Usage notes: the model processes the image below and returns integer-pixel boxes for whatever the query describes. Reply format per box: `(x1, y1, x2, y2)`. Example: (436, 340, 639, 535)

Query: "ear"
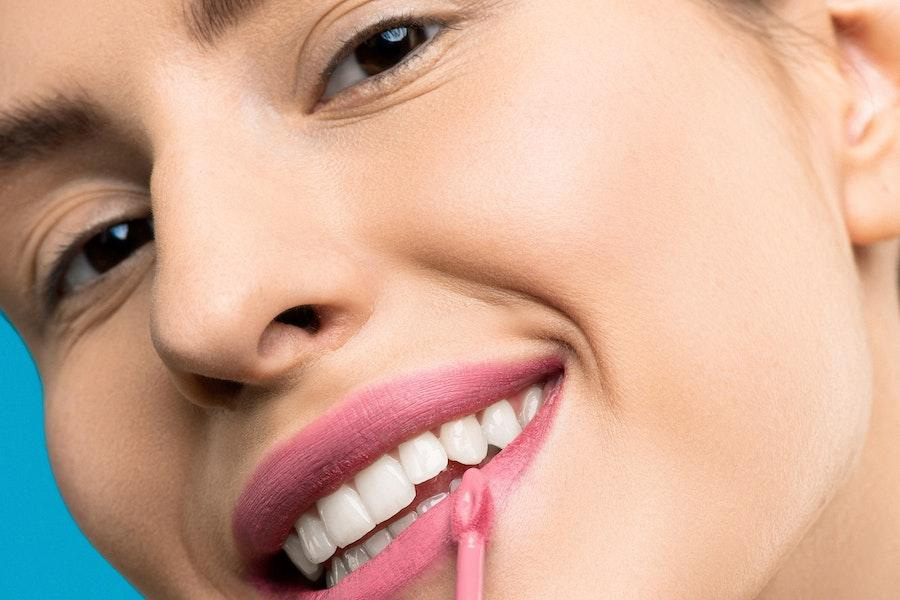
(829, 0, 900, 246)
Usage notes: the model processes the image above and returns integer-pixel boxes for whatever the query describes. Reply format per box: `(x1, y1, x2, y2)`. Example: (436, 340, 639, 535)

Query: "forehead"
(1, 0, 182, 58)
(0, 0, 270, 104)
(1, 2, 170, 105)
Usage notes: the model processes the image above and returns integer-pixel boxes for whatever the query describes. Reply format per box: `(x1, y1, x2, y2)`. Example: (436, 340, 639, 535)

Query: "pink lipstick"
(451, 468, 493, 600)
(234, 353, 567, 599)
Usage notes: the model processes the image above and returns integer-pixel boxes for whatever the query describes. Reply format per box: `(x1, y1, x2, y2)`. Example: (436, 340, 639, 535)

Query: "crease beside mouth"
(262, 375, 557, 591)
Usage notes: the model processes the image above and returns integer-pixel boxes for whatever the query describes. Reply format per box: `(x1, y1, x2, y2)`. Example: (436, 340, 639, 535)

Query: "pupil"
(83, 218, 154, 275)
(355, 24, 427, 77)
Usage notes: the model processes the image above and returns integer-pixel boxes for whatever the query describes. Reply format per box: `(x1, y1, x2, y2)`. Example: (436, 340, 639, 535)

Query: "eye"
(322, 21, 443, 100)
(58, 217, 154, 295)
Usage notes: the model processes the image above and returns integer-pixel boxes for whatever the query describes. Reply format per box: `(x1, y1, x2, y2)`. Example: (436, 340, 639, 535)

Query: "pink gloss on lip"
(452, 468, 494, 600)
(234, 354, 567, 599)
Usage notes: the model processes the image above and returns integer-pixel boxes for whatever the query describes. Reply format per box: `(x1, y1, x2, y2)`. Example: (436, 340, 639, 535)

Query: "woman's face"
(0, 0, 876, 597)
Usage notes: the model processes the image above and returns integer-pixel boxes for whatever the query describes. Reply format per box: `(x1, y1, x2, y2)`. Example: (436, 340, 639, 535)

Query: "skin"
(1, 0, 898, 597)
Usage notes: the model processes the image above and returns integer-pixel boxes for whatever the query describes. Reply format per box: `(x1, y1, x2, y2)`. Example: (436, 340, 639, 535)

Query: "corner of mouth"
(234, 354, 567, 595)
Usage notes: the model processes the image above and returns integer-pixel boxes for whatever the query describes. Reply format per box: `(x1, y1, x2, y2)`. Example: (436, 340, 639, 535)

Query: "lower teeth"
(323, 480, 459, 588)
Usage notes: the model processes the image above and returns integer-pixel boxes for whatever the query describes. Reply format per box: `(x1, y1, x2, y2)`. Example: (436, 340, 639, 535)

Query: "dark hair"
(712, 0, 836, 62)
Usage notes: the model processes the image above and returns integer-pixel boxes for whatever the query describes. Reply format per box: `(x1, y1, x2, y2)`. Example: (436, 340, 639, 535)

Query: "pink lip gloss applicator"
(451, 468, 494, 600)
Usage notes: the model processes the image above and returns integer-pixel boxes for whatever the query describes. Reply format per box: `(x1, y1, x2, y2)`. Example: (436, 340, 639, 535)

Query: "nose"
(147, 118, 375, 408)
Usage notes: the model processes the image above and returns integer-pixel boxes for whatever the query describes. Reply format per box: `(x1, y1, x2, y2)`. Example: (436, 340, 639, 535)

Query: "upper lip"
(232, 353, 565, 565)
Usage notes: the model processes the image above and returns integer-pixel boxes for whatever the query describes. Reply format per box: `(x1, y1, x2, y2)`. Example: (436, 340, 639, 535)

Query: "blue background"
(0, 316, 140, 598)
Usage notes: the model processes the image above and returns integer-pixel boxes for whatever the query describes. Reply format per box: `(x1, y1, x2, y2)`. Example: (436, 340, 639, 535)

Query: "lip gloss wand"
(450, 468, 494, 600)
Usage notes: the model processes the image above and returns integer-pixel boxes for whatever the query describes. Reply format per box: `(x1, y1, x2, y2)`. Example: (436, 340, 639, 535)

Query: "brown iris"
(354, 26, 429, 77)
(81, 219, 154, 277)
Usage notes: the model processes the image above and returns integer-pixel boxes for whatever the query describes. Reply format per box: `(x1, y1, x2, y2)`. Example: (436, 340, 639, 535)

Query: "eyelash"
(45, 228, 98, 308)
(39, 15, 455, 311)
(42, 213, 152, 312)
(315, 11, 458, 105)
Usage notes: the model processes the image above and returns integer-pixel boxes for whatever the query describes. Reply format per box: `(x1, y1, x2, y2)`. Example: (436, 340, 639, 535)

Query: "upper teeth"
(398, 432, 448, 484)
(281, 381, 548, 588)
(439, 415, 488, 465)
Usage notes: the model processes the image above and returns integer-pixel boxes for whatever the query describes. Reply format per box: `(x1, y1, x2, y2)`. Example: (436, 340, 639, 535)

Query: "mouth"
(234, 354, 566, 599)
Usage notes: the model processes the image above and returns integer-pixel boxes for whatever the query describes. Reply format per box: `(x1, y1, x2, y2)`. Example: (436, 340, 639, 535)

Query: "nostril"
(274, 305, 321, 334)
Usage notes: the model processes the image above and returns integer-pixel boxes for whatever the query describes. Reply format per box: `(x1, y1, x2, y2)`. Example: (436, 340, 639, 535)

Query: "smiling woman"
(0, 0, 899, 599)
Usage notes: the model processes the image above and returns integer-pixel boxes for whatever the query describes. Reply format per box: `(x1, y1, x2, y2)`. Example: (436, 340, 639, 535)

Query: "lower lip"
(252, 371, 567, 599)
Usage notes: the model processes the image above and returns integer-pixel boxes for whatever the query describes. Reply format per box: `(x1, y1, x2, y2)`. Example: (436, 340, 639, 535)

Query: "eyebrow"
(183, 0, 266, 46)
(0, 94, 106, 176)
(0, 2, 264, 170)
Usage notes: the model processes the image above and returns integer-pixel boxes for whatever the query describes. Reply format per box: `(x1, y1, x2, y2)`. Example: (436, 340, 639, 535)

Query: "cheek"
(42, 296, 199, 594)
(333, 0, 872, 594)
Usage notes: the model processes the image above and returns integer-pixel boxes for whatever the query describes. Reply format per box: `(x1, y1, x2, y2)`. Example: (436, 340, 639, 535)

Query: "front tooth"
(416, 492, 448, 515)
(439, 415, 488, 465)
(295, 511, 337, 564)
(317, 484, 376, 548)
(398, 432, 448, 484)
(480, 399, 522, 448)
(330, 555, 349, 586)
(387, 511, 416, 537)
(362, 529, 392, 557)
(284, 533, 324, 581)
(343, 545, 370, 572)
(518, 384, 543, 426)
(354, 455, 416, 523)
(449, 477, 462, 492)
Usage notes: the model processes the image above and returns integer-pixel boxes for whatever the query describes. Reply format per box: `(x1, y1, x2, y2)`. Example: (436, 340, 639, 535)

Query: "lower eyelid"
(50, 241, 155, 324)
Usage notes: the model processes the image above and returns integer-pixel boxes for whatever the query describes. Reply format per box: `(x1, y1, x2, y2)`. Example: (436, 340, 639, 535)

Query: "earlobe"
(830, 0, 900, 245)
(843, 148, 900, 246)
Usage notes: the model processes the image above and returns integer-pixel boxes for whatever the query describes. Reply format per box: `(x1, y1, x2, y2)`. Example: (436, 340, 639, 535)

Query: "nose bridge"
(147, 95, 374, 397)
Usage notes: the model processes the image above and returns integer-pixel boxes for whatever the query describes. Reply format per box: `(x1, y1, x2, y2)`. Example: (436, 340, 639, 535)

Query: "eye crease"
(322, 20, 444, 101)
